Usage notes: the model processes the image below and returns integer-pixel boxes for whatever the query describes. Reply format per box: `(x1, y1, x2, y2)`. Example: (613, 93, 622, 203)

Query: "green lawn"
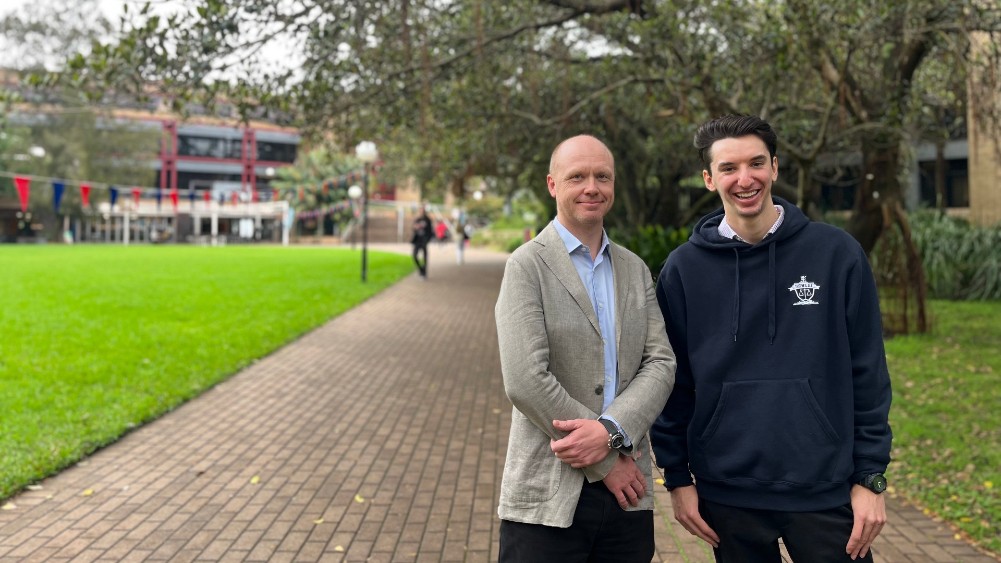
(0, 244, 413, 500)
(885, 300, 1001, 556)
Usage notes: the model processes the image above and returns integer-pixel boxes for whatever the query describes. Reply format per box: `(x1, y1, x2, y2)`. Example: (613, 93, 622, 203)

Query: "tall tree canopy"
(55, 0, 1001, 239)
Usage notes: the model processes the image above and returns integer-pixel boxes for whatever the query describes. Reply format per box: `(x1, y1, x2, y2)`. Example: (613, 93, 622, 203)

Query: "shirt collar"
(718, 204, 784, 243)
(553, 218, 610, 257)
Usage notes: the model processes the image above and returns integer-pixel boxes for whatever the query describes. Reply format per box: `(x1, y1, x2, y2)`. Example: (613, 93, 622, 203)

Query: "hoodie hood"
(687, 197, 810, 343)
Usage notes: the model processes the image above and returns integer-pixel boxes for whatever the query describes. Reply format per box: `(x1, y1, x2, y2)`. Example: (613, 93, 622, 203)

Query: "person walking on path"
(411, 205, 434, 278)
(495, 134, 676, 562)
(651, 114, 893, 562)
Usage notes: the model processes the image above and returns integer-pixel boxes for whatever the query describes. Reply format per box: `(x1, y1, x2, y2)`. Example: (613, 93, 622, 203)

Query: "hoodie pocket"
(698, 378, 843, 485)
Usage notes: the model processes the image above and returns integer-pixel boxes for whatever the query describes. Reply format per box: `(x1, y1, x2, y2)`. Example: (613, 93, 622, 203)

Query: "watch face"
(867, 474, 887, 493)
(610, 434, 624, 449)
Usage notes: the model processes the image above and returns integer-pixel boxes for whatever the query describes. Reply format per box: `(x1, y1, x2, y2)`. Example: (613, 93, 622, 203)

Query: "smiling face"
(547, 135, 615, 238)
(704, 134, 779, 223)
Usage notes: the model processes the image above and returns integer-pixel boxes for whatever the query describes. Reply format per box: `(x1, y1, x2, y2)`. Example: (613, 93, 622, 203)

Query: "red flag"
(132, 188, 141, 208)
(252, 189, 259, 202)
(169, 188, 179, 211)
(203, 190, 212, 203)
(231, 191, 239, 205)
(80, 183, 91, 208)
(14, 176, 30, 212)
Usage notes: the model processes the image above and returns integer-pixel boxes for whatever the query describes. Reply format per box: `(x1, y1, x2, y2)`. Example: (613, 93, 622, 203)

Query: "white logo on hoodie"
(788, 276, 820, 306)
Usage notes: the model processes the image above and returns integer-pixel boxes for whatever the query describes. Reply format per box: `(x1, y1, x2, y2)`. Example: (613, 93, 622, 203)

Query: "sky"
(0, 0, 300, 78)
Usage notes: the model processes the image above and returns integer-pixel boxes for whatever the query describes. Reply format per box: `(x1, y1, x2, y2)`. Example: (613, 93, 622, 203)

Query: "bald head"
(549, 135, 614, 176)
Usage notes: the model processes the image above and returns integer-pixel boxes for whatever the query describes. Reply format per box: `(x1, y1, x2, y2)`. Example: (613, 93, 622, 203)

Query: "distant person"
(435, 220, 448, 245)
(411, 206, 434, 278)
(456, 222, 471, 264)
(495, 134, 676, 562)
(651, 114, 892, 562)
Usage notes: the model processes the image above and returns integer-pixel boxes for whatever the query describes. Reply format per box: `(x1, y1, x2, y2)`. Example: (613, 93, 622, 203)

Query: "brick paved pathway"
(0, 244, 996, 562)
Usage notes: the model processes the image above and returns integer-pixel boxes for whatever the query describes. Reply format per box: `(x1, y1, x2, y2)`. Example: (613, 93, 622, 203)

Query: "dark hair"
(694, 114, 778, 171)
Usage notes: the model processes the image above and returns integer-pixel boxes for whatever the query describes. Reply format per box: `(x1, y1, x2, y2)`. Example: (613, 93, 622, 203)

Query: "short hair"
(694, 114, 778, 171)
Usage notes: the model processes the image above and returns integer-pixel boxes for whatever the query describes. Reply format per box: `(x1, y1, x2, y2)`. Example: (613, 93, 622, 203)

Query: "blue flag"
(52, 181, 65, 214)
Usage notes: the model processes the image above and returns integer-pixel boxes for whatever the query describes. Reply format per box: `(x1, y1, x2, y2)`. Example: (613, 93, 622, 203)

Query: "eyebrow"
(716, 154, 768, 168)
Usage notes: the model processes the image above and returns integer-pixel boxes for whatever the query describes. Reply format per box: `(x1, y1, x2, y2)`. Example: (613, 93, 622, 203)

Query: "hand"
(670, 485, 720, 548)
(846, 485, 887, 559)
(550, 419, 609, 468)
(602, 454, 646, 509)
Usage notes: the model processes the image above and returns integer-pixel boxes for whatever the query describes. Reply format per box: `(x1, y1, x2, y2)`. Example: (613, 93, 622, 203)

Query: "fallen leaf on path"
(354, 494, 365, 503)
(1, 502, 15, 510)
(313, 518, 324, 524)
(333, 545, 345, 552)
(250, 476, 260, 485)
(82, 489, 94, 496)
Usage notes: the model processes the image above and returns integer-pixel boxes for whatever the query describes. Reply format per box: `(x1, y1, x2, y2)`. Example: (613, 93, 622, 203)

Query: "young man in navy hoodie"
(651, 114, 892, 562)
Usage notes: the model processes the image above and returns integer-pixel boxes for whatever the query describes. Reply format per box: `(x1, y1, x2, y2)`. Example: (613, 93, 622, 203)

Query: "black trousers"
(412, 243, 428, 277)
(699, 497, 875, 563)
(499, 480, 654, 563)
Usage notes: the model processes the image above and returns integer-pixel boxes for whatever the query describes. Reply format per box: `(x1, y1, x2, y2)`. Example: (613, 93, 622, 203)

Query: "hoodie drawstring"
(731, 248, 740, 342)
(731, 241, 778, 344)
(768, 241, 776, 344)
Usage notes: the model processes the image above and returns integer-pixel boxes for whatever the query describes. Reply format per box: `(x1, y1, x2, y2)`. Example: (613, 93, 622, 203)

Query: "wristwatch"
(858, 473, 887, 494)
(597, 418, 626, 451)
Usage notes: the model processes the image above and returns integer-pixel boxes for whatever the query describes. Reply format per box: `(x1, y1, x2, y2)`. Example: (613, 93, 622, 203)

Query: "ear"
(771, 156, 779, 181)
(703, 169, 717, 192)
(547, 175, 557, 198)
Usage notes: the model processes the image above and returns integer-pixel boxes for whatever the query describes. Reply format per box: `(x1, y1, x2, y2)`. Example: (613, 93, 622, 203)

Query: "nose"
(736, 167, 754, 188)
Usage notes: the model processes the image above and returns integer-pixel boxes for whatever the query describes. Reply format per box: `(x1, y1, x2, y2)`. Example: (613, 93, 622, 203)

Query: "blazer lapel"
(536, 223, 602, 336)
(610, 243, 631, 356)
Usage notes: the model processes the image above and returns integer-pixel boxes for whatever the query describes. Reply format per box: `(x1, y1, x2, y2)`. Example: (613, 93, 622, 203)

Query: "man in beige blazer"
(495, 134, 676, 562)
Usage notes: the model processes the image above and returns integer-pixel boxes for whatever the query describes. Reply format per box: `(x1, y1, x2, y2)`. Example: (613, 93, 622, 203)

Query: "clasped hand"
(550, 418, 645, 510)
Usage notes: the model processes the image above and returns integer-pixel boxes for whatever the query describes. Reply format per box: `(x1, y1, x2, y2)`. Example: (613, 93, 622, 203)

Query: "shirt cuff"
(598, 415, 632, 448)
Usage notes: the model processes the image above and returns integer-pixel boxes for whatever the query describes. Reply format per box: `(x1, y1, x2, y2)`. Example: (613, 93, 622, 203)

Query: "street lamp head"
(355, 141, 378, 163)
(347, 184, 364, 200)
(28, 145, 46, 158)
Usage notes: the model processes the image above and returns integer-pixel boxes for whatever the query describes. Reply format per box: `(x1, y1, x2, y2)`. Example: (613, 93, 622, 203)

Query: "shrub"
(611, 224, 691, 277)
(909, 212, 1001, 300)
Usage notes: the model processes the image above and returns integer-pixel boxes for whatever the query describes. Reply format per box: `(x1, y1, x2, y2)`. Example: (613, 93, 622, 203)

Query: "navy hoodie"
(651, 198, 892, 512)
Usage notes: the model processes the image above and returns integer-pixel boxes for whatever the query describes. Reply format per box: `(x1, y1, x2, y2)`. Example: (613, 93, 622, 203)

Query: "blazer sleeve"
(649, 256, 697, 489)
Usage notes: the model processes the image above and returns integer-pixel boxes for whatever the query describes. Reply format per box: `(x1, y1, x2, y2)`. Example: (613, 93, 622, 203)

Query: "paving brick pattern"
(0, 244, 996, 562)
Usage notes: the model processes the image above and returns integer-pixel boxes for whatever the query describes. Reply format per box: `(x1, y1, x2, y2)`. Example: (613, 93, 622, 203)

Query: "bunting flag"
(231, 191, 239, 205)
(80, 183, 92, 208)
(252, 188, 259, 203)
(53, 181, 65, 214)
(109, 186, 119, 208)
(155, 188, 162, 209)
(169, 188, 179, 211)
(132, 188, 141, 208)
(188, 188, 196, 209)
(14, 176, 30, 212)
(203, 190, 212, 203)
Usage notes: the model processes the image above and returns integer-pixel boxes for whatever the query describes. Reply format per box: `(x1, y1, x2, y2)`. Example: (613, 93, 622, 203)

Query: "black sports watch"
(597, 418, 627, 451)
(858, 473, 887, 494)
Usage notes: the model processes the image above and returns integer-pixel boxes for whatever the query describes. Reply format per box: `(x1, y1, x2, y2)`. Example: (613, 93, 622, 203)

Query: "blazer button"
(594, 385, 603, 395)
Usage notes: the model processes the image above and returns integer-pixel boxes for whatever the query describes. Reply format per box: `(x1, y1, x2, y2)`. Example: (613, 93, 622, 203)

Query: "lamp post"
(347, 184, 363, 251)
(354, 141, 378, 282)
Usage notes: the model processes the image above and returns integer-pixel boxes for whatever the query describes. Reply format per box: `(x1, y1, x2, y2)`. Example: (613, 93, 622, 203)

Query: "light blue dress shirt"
(552, 219, 630, 446)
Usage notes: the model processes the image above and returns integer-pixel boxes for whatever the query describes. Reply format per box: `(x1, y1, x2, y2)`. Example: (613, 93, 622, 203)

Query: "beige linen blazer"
(495, 222, 676, 528)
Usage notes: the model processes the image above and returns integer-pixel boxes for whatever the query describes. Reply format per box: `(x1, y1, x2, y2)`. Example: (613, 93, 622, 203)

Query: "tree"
(271, 145, 362, 237)
(56, 0, 1000, 237)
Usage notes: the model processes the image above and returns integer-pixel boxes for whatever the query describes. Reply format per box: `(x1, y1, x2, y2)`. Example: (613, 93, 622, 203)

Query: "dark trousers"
(499, 481, 654, 563)
(699, 497, 875, 563)
(412, 243, 428, 277)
